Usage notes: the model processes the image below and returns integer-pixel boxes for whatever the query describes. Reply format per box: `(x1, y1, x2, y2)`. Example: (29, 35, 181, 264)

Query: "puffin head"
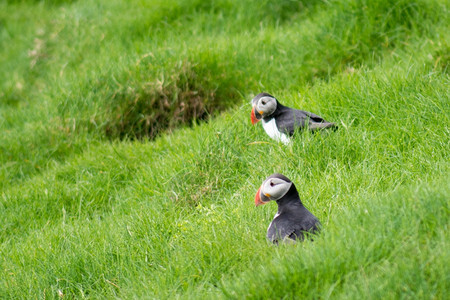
(255, 173, 293, 206)
(251, 93, 278, 125)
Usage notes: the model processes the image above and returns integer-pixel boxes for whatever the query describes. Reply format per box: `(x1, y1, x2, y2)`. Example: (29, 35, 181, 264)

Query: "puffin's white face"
(255, 176, 293, 206)
(255, 96, 277, 117)
(251, 95, 277, 124)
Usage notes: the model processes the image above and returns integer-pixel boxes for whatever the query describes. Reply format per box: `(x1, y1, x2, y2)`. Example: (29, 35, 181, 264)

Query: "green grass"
(0, 0, 449, 298)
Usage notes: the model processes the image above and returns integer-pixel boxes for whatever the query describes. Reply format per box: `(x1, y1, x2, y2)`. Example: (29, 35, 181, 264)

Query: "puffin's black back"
(265, 100, 336, 135)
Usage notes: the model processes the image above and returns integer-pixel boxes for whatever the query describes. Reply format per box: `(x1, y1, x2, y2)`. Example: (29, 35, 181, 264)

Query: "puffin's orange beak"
(255, 186, 265, 206)
(251, 107, 260, 125)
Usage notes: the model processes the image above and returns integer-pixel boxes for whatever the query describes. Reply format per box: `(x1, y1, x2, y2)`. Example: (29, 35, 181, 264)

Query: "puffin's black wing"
(275, 106, 336, 135)
(267, 213, 320, 243)
(287, 218, 321, 241)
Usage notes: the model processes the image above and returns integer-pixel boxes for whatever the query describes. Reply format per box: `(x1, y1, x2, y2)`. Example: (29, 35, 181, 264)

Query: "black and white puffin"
(255, 173, 321, 243)
(251, 93, 337, 144)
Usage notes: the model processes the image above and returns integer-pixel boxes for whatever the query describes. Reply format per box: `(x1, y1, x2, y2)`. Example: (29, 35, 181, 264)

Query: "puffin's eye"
(270, 181, 274, 187)
(261, 100, 267, 105)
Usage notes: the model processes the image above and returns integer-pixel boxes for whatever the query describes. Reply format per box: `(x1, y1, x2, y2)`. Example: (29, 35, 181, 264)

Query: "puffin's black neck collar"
(276, 184, 303, 208)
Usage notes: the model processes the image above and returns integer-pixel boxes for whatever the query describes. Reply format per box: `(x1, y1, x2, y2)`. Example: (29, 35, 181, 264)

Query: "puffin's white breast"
(262, 118, 290, 145)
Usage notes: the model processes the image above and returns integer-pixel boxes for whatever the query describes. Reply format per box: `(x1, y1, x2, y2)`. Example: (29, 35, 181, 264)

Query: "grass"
(0, 0, 449, 298)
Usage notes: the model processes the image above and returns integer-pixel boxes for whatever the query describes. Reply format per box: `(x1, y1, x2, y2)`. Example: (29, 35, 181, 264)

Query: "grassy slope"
(1, 0, 449, 298)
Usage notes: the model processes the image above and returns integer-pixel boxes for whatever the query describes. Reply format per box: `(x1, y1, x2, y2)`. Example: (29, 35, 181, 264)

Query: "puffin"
(255, 173, 321, 243)
(251, 93, 337, 144)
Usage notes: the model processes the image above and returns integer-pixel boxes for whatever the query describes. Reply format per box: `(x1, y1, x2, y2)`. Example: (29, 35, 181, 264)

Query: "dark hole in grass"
(104, 59, 242, 140)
